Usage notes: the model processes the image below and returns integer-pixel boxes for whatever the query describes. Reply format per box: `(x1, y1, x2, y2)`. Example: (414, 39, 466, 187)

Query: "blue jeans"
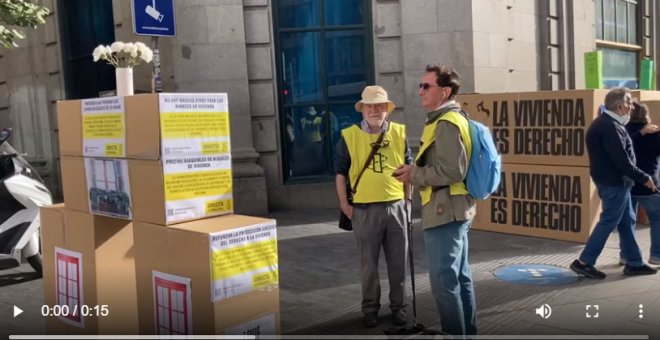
(423, 219, 477, 335)
(632, 194, 660, 261)
(581, 185, 643, 267)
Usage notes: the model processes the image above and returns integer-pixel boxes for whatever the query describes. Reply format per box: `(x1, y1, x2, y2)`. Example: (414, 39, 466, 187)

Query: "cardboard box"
(56, 94, 231, 160)
(631, 90, 660, 102)
(458, 90, 660, 167)
(458, 90, 608, 167)
(641, 101, 660, 124)
(57, 100, 83, 157)
(133, 214, 280, 335)
(61, 156, 233, 224)
(473, 163, 601, 243)
(40, 206, 138, 334)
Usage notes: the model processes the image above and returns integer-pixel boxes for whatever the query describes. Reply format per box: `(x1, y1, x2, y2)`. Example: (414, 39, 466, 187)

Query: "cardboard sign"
(473, 164, 600, 243)
(209, 221, 278, 302)
(459, 90, 608, 167)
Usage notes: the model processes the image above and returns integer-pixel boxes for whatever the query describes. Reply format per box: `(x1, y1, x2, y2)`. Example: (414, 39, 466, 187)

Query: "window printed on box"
(85, 158, 132, 219)
(209, 221, 278, 301)
(55, 247, 84, 328)
(152, 271, 192, 335)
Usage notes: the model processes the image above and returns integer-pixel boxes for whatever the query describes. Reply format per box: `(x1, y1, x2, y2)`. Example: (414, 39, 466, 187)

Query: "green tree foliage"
(0, 0, 50, 48)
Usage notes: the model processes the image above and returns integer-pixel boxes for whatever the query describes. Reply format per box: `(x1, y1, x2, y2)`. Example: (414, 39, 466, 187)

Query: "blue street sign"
(132, 0, 176, 37)
(494, 264, 579, 286)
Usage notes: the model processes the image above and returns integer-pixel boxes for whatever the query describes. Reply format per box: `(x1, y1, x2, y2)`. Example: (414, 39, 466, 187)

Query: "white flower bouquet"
(92, 41, 153, 68)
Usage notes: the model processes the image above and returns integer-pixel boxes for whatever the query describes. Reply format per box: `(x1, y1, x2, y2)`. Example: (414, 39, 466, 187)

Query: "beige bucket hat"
(354, 85, 396, 113)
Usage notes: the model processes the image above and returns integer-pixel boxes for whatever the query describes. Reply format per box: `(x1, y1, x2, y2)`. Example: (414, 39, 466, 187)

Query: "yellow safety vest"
(415, 111, 472, 205)
(343, 123, 407, 203)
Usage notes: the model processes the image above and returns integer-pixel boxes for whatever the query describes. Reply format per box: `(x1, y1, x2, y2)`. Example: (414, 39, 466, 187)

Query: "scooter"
(0, 128, 52, 276)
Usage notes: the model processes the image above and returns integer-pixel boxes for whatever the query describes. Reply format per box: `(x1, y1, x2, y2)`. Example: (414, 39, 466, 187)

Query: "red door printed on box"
(55, 247, 84, 327)
(153, 271, 192, 335)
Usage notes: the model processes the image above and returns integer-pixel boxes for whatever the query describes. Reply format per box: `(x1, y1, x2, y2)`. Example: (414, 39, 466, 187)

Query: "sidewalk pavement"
(1, 208, 660, 338)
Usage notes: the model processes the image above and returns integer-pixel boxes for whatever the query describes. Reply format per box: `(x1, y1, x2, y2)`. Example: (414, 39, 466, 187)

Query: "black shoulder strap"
(351, 129, 386, 195)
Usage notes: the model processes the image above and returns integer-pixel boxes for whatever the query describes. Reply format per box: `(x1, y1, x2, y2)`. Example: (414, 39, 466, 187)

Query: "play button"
(13, 305, 23, 317)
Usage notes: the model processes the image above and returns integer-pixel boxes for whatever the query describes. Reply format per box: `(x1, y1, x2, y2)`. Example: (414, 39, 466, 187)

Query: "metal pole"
(151, 36, 162, 93)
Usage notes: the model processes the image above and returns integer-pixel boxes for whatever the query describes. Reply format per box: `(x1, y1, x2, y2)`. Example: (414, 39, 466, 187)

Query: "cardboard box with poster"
(61, 155, 233, 225)
(473, 163, 601, 243)
(133, 214, 280, 335)
(40, 205, 138, 335)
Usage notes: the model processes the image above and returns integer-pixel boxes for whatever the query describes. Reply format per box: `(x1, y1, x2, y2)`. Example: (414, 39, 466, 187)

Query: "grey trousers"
(352, 199, 408, 314)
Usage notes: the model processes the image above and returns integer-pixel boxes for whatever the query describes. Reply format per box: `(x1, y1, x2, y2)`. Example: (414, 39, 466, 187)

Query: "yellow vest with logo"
(343, 123, 407, 203)
(415, 111, 472, 205)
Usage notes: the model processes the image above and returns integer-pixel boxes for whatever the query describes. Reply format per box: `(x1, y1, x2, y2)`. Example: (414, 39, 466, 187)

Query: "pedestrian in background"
(393, 64, 477, 335)
(570, 87, 657, 279)
(334, 85, 412, 328)
(626, 101, 660, 265)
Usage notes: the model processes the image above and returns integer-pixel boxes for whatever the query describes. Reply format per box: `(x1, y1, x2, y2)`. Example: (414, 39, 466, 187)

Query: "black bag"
(338, 130, 386, 231)
(338, 185, 354, 231)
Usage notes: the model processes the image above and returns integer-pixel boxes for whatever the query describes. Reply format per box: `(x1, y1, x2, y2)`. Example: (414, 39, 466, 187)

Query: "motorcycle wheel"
(27, 254, 43, 277)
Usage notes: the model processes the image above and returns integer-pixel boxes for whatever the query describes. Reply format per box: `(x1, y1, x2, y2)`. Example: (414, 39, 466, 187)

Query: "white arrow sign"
(13, 305, 23, 317)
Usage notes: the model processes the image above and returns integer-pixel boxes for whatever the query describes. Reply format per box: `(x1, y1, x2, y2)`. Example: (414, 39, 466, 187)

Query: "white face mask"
(622, 113, 631, 125)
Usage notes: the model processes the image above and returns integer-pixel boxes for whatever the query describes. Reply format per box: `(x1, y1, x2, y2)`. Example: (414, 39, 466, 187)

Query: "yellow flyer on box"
(159, 93, 230, 158)
(209, 221, 278, 302)
(162, 154, 233, 223)
(82, 97, 125, 157)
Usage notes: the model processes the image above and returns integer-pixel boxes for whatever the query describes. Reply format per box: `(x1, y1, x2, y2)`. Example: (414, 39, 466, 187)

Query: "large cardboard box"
(458, 90, 660, 167)
(458, 90, 608, 167)
(56, 93, 231, 160)
(40, 205, 138, 334)
(133, 214, 280, 335)
(61, 156, 233, 224)
(473, 163, 601, 243)
(631, 90, 660, 102)
(642, 101, 660, 124)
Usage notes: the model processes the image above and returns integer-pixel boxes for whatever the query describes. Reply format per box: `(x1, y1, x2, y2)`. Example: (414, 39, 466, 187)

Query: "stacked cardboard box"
(43, 93, 280, 335)
(58, 94, 234, 223)
(459, 90, 660, 243)
(41, 204, 138, 334)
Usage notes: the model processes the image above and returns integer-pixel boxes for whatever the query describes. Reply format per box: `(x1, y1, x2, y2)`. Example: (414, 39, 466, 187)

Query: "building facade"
(0, 0, 658, 213)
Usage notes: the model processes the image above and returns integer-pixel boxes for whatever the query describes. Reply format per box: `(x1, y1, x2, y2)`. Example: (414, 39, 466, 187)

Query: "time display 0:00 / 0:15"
(41, 304, 109, 317)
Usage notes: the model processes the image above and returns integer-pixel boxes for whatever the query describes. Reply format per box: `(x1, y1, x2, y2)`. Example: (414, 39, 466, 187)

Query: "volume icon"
(535, 304, 552, 319)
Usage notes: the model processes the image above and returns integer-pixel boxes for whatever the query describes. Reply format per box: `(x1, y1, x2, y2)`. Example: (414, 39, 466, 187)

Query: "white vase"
(115, 67, 134, 96)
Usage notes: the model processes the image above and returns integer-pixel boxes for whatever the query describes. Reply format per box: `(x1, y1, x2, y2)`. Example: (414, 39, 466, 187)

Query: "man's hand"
(393, 164, 413, 183)
(340, 201, 353, 219)
(641, 124, 659, 135)
(644, 177, 657, 192)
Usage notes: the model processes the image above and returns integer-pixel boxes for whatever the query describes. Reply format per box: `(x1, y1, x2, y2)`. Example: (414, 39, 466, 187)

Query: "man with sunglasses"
(335, 85, 412, 328)
(393, 64, 477, 335)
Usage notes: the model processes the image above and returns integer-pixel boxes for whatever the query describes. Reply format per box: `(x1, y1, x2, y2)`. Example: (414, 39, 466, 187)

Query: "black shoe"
(392, 309, 407, 326)
(363, 312, 379, 328)
(570, 260, 606, 279)
(624, 264, 658, 276)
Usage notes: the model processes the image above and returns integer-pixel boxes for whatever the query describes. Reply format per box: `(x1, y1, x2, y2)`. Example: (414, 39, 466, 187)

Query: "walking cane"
(384, 186, 445, 335)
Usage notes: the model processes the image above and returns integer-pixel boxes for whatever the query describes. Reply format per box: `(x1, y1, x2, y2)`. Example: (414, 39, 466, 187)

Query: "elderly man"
(335, 85, 412, 328)
(393, 64, 477, 335)
(570, 87, 657, 279)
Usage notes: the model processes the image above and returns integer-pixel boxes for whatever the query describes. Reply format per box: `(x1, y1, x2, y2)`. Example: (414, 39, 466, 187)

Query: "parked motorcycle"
(0, 128, 52, 276)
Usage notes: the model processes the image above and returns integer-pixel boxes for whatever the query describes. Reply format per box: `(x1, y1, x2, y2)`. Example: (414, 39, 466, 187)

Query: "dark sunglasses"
(419, 83, 440, 90)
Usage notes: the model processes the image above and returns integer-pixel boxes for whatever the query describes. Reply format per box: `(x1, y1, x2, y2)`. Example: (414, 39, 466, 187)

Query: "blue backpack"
(462, 111, 502, 199)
